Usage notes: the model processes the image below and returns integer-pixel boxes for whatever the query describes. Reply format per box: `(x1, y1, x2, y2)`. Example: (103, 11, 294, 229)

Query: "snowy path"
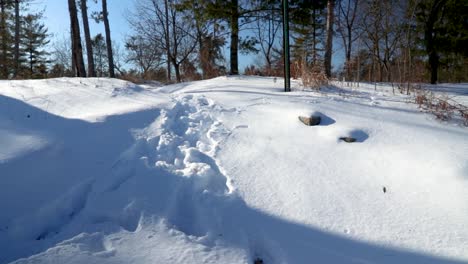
(1, 77, 467, 263)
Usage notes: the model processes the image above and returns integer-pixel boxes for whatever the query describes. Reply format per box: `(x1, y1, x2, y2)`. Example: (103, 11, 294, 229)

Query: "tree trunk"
(229, 0, 239, 75)
(173, 60, 181, 83)
(170, 6, 181, 83)
(68, 0, 86, 77)
(164, 0, 171, 81)
(102, 0, 115, 78)
(324, 0, 335, 78)
(0, 0, 8, 78)
(425, 0, 447, 84)
(80, 0, 96, 77)
(13, 0, 19, 78)
(70, 23, 76, 76)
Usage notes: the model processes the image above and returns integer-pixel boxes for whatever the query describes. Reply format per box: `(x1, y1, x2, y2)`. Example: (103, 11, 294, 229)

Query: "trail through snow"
(0, 77, 467, 264)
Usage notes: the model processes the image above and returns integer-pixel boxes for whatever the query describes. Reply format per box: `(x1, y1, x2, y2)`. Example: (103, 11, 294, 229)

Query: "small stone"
(299, 115, 321, 126)
(26, 114, 30, 118)
(254, 258, 264, 264)
(383, 186, 387, 193)
(339, 137, 356, 143)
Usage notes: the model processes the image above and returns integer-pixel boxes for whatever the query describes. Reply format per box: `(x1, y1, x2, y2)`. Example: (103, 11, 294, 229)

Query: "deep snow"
(0, 77, 467, 264)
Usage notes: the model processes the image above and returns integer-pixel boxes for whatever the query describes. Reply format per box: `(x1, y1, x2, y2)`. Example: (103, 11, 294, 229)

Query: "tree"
(416, 0, 467, 84)
(128, 0, 198, 83)
(20, 13, 50, 78)
(336, 0, 360, 79)
(102, 0, 115, 77)
(125, 35, 163, 79)
(92, 33, 107, 76)
(252, 0, 282, 75)
(0, 0, 13, 78)
(359, 0, 406, 82)
(13, 0, 19, 77)
(80, 0, 96, 77)
(176, 0, 226, 79)
(203, 0, 261, 75)
(51, 34, 74, 76)
(419, 0, 447, 84)
(290, 0, 327, 68)
(68, 0, 86, 77)
(324, 0, 335, 78)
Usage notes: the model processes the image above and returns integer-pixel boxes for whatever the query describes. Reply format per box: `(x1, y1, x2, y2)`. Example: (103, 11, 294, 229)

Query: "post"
(283, 0, 291, 92)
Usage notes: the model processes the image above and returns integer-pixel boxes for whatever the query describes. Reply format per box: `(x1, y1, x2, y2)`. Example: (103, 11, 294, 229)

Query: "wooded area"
(0, 0, 466, 84)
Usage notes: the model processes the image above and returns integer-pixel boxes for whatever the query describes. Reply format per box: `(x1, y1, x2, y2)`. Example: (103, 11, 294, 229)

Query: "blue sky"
(36, 0, 342, 73)
(38, 0, 133, 48)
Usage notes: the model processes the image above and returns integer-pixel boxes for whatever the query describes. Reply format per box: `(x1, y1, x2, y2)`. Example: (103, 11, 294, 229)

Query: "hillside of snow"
(0, 77, 467, 264)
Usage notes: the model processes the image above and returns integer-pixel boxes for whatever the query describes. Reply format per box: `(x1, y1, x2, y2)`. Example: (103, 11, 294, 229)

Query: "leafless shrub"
(300, 64, 328, 90)
(415, 89, 467, 126)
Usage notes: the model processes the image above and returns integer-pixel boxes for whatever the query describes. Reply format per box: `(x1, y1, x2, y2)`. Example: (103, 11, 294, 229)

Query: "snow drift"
(0, 77, 467, 264)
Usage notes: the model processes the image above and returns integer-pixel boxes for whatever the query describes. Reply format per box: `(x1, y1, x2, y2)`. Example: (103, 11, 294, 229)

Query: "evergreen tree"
(0, 0, 13, 78)
(417, 0, 468, 83)
(20, 13, 50, 78)
(290, 0, 327, 69)
(176, 0, 226, 78)
(92, 33, 107, 76)
(202, 0, 260, 75)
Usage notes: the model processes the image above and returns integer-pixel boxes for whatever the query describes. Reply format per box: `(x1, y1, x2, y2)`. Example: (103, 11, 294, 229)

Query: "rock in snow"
(298, 115, 321, 126)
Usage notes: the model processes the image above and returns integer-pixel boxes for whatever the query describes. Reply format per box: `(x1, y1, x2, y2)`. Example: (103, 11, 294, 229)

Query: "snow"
(0, 76, 467, 264)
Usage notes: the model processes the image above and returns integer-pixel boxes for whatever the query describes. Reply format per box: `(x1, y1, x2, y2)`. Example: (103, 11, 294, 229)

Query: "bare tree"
(68, 0, 86, 77)
(52, 34, 73, 72)
(360, 0, 405, 82)
(336, 0, 360, 79)
(125, 35, 163, 78)
(128, 0, 198, 83)
(253, 4, 282, 75)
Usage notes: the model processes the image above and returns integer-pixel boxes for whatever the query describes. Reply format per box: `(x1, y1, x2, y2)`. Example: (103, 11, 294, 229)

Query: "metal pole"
(283, 0, 291, 92)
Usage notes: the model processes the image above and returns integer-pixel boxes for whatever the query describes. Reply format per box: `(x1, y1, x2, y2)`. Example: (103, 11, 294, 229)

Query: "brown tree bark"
(68, 0, 86, 77)
(102, 0, 115, 78)
(13, 0, 19, 78)
(80, 0, 96, 77)
(229, 0, 239, 75)
(324, 0, 335, 78)
(0, 0, 9, 78)
(425, 0, 447, 84)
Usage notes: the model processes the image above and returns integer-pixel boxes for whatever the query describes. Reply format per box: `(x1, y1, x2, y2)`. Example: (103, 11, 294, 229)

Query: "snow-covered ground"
(0, 77, 467, 264)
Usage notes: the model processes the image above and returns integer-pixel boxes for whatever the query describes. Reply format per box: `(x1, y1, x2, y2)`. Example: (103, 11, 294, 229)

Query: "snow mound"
(0, 77, 168, 122)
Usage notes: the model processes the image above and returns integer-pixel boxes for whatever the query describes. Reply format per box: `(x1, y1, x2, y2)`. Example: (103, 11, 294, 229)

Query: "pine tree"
(417, 0, 468, 83)
(20, 13, 50, 78)
(92, 33, 107, 76)
(0, 0, 13, 78)
(176, 0, 226, 79)
(203, 0, 260, 75)
(290, 0, 327, 68)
